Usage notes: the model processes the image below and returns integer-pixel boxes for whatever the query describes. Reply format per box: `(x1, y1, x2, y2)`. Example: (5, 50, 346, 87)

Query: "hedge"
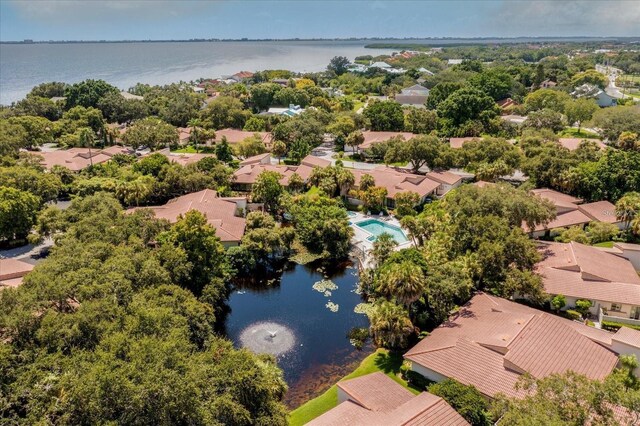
(601, 321, 640, 332)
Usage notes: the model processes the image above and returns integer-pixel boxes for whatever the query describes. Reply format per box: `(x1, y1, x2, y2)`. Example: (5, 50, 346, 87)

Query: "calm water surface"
(0, 40, 393, 104)
(1, 37, 615, 104)
(222, 261, 371, 408)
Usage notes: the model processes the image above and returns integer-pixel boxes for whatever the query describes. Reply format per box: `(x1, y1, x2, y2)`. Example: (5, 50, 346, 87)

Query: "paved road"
(0, 237, 53, 265)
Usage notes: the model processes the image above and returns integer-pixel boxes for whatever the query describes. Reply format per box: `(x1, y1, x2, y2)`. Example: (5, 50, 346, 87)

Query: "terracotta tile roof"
(129, 189, 246, 242)
(399, 393, 469, 426)
(160, 152, 218, 167)
(234, 157, 439, 200)
(39, 148, 117, 171)
(233, 71, 254, 79)
(0, 258, 34, 288)
(233, 164, 304, 186)
(307, 400, 374, 425)
(214, 129, 272, 145)
(425, 170, 462, 186)
(338, 372, 413, 412)
(239, 153, 271, 166)
(526, 209, 592, 232)
(612, 326, 640, 348)
(614, 242, 640, 252)
(558, 138, 606, 151)
(308, 372, 469, 426)
(405, 293, 620, 399)
(536, 242, 640, 306)
(504, 313, 618, 380)
(359, 131, 415, 149)
(408, 338, 527, 399)
(300, 155, 331, 168)
(352, 167, 440, 199)
(448, 137, 479, 149)
(577, 201, 619, 223)
(531, 188, 582, 207)
(539, 242, 640, 284)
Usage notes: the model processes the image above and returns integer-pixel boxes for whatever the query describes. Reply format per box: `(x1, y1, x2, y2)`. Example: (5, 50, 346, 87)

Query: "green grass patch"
(171, 146, 216, 154)
(288, 349, 418, 426)
(289, 239, 323, 265)
(593, 241, 614, 248)
(306, 186, 320, 196)
(558, 128, 600, 139)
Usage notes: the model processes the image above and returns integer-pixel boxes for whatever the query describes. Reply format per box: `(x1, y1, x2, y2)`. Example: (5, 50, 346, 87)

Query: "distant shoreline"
(2, 36, 639, 45)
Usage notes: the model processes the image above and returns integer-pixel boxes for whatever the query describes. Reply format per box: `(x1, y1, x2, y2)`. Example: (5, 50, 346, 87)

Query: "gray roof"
(395, 94, 428, 106)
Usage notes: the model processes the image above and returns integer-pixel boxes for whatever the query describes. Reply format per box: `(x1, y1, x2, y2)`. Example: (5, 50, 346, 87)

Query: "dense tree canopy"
(0, 194, 288, 424)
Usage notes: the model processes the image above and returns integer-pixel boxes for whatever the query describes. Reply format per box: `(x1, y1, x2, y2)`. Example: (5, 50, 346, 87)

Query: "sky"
(1, 0, 639, 41)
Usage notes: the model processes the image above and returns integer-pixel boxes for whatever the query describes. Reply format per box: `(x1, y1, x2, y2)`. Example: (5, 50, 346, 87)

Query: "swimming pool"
(355, 219, 409, 244)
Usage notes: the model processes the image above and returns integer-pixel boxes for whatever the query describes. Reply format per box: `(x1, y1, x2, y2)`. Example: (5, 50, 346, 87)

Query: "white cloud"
(10, 0, 223, 21)
(492, 0, 640, 36)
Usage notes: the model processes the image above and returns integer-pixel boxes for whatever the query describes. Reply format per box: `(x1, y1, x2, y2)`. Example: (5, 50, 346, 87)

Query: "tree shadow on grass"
(373, 351, 404, 374)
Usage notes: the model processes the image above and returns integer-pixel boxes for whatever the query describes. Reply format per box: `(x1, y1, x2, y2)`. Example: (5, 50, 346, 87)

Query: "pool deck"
(348, 212, 413, 268)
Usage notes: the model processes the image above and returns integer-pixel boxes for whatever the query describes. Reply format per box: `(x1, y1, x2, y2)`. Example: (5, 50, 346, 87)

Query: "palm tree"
(188, 118, 203, 153)
(367, 300, 414, 349)
(615, 192, 640, 230)
(378, 261, 426, 308)
(79, 127, 95, 168)
(335, 167, 355, 197)
(369, 233, 398, 266)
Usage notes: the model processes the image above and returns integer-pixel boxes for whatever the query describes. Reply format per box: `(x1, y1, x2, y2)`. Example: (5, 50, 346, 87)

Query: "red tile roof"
(531, 188, 582, 207)
(159, 152, 218, 167)
(577, 201, 619, 223)
(504, 313, 617, 380)
(0, 258, 34, 288)
(425, 170, 462, 186)
(359, 131, 415, 149)
(338, 372, 413, 412)
(405, 293, 619, 399)
(239, 153, 271, 166)
(129, 189, 246, 242)
(233, 156, 439, 200)
(214, 129, 272, 145)
(308, 372, 468, 426)
(448, 137, 479, 149)
(39, 147, 129, 171)
(612, 326, 640, 348)
(558, 138, 606, 151)
(351, 167, 440, 199)
(536, 241, 640, 306)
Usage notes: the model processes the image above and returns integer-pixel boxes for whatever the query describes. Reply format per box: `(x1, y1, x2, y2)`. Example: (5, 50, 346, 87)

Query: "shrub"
(575, 299, 593, 317)
(565, 310, 582, 321)
(404, 370, 432, 390)
(429, 379, 491, 426)
(601, 321, 640, 332)
(551, 294, 566, 312)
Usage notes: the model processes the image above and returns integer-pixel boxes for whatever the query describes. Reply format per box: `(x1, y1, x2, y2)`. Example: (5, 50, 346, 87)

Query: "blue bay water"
(0, 40, 393, 104)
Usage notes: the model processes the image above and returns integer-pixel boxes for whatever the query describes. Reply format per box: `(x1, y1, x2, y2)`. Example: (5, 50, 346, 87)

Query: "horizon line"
(2, 35, 639, 44)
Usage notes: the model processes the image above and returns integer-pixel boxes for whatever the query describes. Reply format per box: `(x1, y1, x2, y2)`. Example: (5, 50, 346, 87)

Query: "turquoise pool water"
(355, 219, 409, 244)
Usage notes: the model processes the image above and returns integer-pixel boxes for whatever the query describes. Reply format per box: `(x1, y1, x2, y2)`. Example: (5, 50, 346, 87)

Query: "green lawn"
(593, 241, 615, 248)
(171, 146, 215, 154)
(306, 186, 320, 196)
(172, 146, 199, 153)
(558, 128, 601, 139)
(288, 349, 418, 426)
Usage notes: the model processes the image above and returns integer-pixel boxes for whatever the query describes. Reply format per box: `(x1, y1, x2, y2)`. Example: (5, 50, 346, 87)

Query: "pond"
(222, 261, 372, 408)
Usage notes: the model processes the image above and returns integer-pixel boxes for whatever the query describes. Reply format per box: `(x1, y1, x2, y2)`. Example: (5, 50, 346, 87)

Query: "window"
(611, 303, 622, 312)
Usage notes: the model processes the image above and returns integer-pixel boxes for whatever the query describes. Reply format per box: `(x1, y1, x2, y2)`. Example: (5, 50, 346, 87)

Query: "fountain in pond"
(239, 321, 296, 356)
